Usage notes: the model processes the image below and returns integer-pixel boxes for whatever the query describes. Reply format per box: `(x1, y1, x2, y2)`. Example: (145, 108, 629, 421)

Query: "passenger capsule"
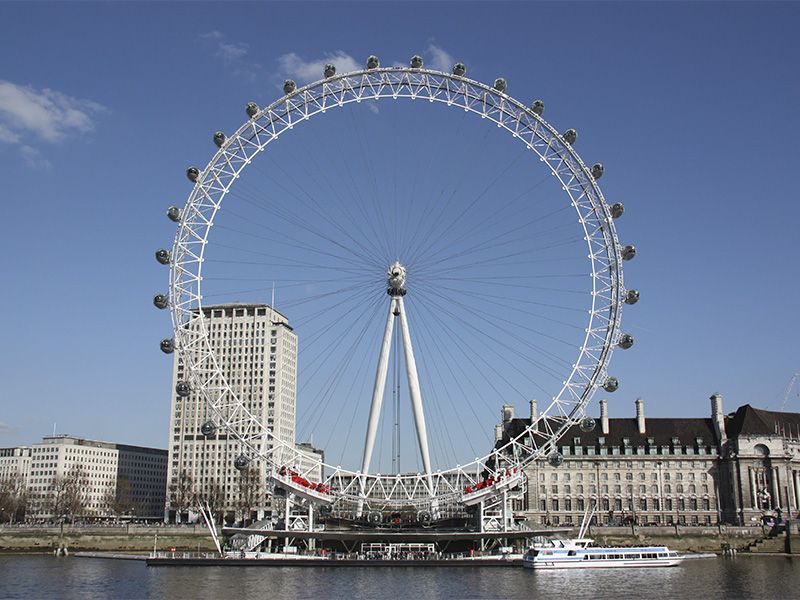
(603, 377, 619, 393)
(610, 202, 625, 219)
(591, 163, 604, 179)
(213, 131, 226, 148)
(234, 454, 250, 471)
(410, 55, 423, 68)
(548, 451, 564, 467)
(493, 78, 507, 93)
(323, 63, 336, 78)
(200, 421, 217, 437)
(531, 99, 545, 115)
(186, 166, 199, 183)
(155, 249, 170, 265)
(246, 101, 259, 118)
(618, 333, 635, 349)
(153, 294, 169, 310)
(366, 55, 380, 69)
(167, 206, 181, 222)
(160, 338, 175, 354)
(175, 381, 191, 397)
(452, 63, 466, 76)
(283, 79, 296, 94)
(622, 245, 637, 261)
(563, 129, 577, 145)
(368, 511, 382, 523)
(579, 416, 596, 432)
(624, 289, 640, 305)
(417, 510, 432, 524)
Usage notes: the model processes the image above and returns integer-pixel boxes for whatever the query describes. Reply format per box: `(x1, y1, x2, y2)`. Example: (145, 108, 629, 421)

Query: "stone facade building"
(166, 303, 321, 522)
(497, 395, 800, 526)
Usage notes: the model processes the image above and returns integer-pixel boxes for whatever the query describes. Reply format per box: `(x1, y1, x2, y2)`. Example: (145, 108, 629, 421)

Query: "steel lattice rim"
(167, 66, 627, 510)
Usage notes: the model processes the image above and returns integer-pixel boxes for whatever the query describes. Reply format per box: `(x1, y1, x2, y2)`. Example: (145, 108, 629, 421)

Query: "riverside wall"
(0, 525, 217, 554)
(0, 524, 776, 554)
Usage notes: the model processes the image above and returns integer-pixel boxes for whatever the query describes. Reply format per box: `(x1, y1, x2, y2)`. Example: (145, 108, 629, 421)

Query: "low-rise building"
(25, 435, 166, 520)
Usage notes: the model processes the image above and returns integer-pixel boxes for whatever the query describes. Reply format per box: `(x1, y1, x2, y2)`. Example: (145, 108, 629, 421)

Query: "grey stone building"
(496, 394, 800, 526)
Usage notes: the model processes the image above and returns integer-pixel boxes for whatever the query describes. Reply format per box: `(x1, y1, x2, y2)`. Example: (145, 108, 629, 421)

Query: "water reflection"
(0, 555, 798, 600)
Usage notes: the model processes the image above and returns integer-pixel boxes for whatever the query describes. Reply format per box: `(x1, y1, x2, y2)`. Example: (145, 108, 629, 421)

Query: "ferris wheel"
(154, 54, 638, 518)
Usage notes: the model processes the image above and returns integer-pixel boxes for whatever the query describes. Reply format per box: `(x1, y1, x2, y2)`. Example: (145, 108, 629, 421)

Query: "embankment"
(0, 525, 216, 554)
(0, 524, 775, 554)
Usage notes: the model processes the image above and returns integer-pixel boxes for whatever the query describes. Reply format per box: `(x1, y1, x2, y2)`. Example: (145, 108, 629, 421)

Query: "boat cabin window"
(568, 550, 576, 556)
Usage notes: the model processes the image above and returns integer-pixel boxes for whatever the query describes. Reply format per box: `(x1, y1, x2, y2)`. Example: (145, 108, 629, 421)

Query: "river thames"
(0, 555, 798, 599)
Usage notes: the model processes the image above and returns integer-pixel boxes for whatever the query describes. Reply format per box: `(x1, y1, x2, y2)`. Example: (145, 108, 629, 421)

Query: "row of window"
(540, 483, 710, 494)
(536, 497, 712, 512)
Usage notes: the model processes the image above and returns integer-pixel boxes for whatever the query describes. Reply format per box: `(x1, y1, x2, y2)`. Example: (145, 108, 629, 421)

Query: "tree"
(47, 465, 89, 521)
(0, 473, 28, 523)
(168, 470, 194, 523)
(236, 466, 262, 525)
(100, 479, 140, 518)
(196, 478, 225, 524)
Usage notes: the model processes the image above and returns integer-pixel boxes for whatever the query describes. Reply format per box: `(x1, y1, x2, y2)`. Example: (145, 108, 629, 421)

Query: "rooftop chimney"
(635, 397, 646, 435)
(494, 423, 504, 443)
(710, 393, 727, 446)
(600, 399, 610, 435)
(530, 399, 539, 432)
(502, 404, 515, 424)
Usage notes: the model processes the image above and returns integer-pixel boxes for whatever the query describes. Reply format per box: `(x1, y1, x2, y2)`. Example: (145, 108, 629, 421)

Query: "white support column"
(793, 470, 800, 511)
(396, 296, 434, 494)
(361, 298, 398, 476)
(772, 467, 780, 508)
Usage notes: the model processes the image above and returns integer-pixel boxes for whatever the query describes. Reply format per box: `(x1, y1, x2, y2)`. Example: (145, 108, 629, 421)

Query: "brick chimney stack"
(530, 399, 539, 431)
(635, 397, 646, 435)
(710, 393, 727, 446)
(600, 399, 610, 435)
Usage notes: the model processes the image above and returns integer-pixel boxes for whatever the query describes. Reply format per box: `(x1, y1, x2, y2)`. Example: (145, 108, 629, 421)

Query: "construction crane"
(780, 372, 800, 411)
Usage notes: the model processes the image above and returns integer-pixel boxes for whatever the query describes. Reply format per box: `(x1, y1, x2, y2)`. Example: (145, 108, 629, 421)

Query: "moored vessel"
(522, 538, 682, 569)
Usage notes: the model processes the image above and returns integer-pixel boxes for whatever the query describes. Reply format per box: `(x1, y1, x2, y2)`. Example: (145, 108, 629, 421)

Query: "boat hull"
(523, 557, 682, 569)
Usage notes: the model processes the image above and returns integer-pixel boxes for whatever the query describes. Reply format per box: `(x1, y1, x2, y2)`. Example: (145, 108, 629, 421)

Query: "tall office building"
(166, 303, 306, 522)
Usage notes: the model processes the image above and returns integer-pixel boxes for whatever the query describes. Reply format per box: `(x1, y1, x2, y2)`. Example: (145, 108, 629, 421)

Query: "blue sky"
(1, 2, 798, 468)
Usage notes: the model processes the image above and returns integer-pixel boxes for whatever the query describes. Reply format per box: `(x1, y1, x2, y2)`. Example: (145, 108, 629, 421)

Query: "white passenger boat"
(522, 538, 682, 569)
(522, 503, 682, 569)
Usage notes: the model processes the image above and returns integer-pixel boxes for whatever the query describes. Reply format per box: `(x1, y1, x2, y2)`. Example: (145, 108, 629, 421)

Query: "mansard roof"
(499, 416, 719, 448)
(725, 404, 800, 438)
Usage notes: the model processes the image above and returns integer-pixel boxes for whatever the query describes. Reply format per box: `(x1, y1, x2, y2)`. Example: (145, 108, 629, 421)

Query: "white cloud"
(277, 51, 361, 83)
(200, 32, 257, 80)
(0, 81, 105, 143)
(217, 41, 248, 62)
(0, 81, 105, 167)
(426, 44, 456, 72)
(21, 145, 51, 169)
(0, 123, 19, 144)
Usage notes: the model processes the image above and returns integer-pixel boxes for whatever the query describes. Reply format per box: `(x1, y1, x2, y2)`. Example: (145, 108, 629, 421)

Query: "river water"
(0, 555, 798, 599)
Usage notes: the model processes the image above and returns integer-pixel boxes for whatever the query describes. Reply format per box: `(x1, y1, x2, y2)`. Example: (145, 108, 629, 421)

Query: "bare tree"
(168, 470, 194, 523)
(236, 467, 262, 525)
(197, 478, 225, 524)
(0, 473, 28, 523)
(47, 465, 89, 521)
